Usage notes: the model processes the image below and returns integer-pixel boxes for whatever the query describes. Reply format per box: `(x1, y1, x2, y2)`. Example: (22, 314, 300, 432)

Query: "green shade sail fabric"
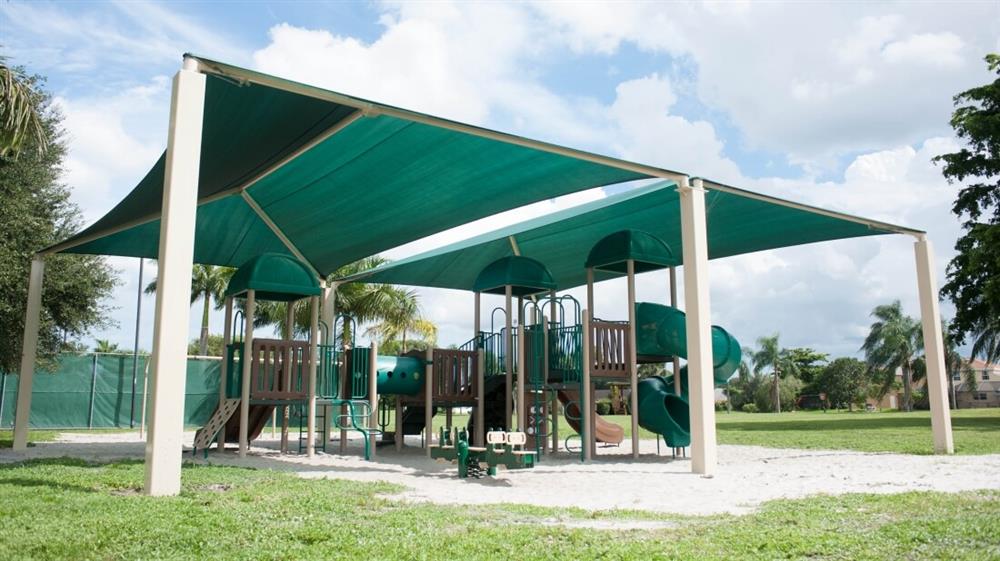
(586, 229, 674, 274)
(46, 56, 653, 275)
(473, 256, 557, 297)
(225, 253, 321, 302)
(348, 180, 914, 291)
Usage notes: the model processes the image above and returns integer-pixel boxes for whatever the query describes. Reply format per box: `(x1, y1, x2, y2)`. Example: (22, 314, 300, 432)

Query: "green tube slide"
(634, 302, 741, 447)
(375, 355, 424, 396)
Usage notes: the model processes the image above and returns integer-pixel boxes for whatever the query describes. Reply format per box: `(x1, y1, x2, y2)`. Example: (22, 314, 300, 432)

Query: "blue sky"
(3, 1, 998, 357)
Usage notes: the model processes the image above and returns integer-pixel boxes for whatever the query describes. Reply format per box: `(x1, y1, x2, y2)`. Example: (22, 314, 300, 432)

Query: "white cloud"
(882, 32, 965, 67)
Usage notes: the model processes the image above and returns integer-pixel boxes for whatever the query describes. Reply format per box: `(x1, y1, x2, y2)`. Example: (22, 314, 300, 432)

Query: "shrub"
(596, 399, 612, 416)
(741, 403, 759, 413)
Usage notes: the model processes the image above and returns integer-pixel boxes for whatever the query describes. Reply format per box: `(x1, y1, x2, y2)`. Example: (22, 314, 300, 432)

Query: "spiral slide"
(634, 302, 741, 448)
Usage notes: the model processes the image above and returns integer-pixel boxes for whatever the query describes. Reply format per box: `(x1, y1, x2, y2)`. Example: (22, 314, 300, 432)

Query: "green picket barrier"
(0, 353, 222, 429)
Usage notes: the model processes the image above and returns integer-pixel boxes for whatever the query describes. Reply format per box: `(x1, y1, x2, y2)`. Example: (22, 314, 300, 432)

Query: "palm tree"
(971, 316, 1000, 364)
(93, 339, 120, 353)
(752, 334, 800, 413)
(0, 57, 47, 159)
(366, 288, 437, 353)
(254, 256, 422, 348)
(861, 301, 922, 412)
(145, 264, 235, 356)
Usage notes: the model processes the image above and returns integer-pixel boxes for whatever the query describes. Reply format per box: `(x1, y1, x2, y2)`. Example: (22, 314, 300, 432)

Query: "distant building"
(953, 358, 1000, 409)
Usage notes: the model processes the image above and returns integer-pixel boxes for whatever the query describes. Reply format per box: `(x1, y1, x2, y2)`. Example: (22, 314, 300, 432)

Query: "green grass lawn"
(0, 459, 996, 560)
(0, 429, 58, 448)
(424, 408, 1000, 455)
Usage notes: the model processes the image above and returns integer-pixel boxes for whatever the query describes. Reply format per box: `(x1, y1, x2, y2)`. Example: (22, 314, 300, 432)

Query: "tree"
(861, 301, 922, 412)
(188, 334, 225, 357)
(934, 54, 1000, 363)
(0, 56, 47, 159)
(145, 264, 234, 356)
(814, 358, 870, 411)
(752, 334, 801, 413)
(366, 288, 437, 353)
(93, 339, 120, 353)
(253, 256, 425, 348)
(785, 347, 828, 386)
(0, 62, 117, 374)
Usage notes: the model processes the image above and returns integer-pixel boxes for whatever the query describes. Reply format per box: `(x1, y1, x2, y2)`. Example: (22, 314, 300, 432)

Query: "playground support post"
(549, 290, 558, 453)
(542, 316, 550, 455)
(679, 177, 717, 476)
(282, 303, 294, 453)
(130, 257, 144, 428)
(424, 347, 433, 457)
(307, 295, 320, 458)
(394, 396, 403, 451)
(144, 59, 205, 496)
(474, 291, 484, 447)
(581, 308, 592, 462)
(367, 338, 377, 459)
(239, 289, 256, 458)
(12, 257, 45, 451)
(517, 296, 526, 430)
(218, 296, 233, 450)
(669, 266, 682, 456)
(505, 285, 513, 429)
(626, 259, 640, 459)
(914, 236, 954, 454)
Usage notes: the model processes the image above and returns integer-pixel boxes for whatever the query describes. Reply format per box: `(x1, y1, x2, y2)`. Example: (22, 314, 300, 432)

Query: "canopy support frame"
(240, 191, 321, 278)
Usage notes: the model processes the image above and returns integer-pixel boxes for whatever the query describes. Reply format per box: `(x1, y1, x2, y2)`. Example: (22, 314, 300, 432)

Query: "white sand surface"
(3, 431, 998, 515)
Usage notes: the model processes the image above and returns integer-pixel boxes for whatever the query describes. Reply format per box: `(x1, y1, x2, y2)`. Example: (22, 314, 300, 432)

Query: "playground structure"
(10, 54, 956, 496)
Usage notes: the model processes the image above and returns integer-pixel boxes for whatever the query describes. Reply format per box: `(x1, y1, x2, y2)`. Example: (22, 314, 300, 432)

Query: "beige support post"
(581, 308, 592, 462)
(306, 296, 319, 457)
(424, 347, 433, 457)
(239, 290, 256, 458)
(505, 285, 513, 429)
(517, 296, 526, 430)
(12, 257, 45, 451)
(670, 267, 681, 391)
(144, 60, 205, 496)
(281, 302, 294, 453)
(914, 236, 955, 454)
(218, 296, 233, 450)
(474, 291, 484, 446)
(586, 268, 595, 319)
(367, 338, 377, 459)
(394, 396, 403, 451)
(680, 177, 717, 475)
(322, 283, 337, 446)
(626, 259, 640, 458)
(542, 316, 550, 455)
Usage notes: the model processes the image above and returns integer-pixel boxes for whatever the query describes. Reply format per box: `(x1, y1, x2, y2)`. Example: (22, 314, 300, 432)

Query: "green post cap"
(225, 253, 321, 302)
(585, 229, 674, 274)
(472, 255, 556, 297)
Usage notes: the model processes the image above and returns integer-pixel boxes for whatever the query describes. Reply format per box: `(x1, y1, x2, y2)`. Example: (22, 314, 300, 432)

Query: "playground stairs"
(192, 398, 240, 453)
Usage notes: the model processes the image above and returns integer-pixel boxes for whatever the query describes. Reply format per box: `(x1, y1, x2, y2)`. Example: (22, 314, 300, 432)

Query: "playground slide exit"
(556, 390, 625, 445)
(634, 302, 741, 448)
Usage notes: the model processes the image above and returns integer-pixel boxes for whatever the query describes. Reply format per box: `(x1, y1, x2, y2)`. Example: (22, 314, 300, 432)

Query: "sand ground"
(4, 430, 999, 515)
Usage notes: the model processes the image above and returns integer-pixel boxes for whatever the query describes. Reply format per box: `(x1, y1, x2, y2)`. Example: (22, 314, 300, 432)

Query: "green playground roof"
(43, 55, 922, 282)
(225, 253, 321, 302)
(586, 229, 674, 274)
(473, 256, 557, 297)
(344, 181, 918, 291)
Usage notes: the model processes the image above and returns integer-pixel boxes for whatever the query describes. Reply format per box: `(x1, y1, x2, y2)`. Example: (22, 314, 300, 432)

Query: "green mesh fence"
(0, 353, 222, 429)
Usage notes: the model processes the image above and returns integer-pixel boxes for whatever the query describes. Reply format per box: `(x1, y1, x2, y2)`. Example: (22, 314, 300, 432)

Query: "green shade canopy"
(346, 180, 919, 291)
(586, 229, 674, 274)
(473, 256, 557, 297)
(44, 55, 659, 275)
(225, 253, 321, 302)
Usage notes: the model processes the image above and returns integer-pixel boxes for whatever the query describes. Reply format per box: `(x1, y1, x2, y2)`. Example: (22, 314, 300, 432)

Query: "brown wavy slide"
(556, 390, 625, 444)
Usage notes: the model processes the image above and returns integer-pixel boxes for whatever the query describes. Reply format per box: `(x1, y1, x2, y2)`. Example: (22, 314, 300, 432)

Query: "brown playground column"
(517, 296, 526, 431)
(367, 339, 377, 459)
(505, 286, 513, 429)
(394, 396, 403, 451)
(306, 295, 319, 458)
(627, 259, 640, 459)
(474, 291, 484, 447)
(581, 308, 592, 462)
(218, 296, 233, 450)
(239, 290, 256, 459)
(424, 348, 433, 457)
